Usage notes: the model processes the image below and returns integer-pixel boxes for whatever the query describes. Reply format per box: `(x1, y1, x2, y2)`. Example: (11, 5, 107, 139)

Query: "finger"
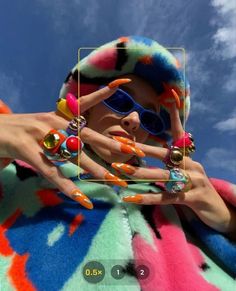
(19, 144, 94, 210)
(126, 141, 194, 170)
(79, 78, 131, 113)
(111, 162, 170, 181)
(80, 127, 145, 158)
(77, 151, 128, 187)
(168, 90, 185, 142)
(122, 191, 188, 205)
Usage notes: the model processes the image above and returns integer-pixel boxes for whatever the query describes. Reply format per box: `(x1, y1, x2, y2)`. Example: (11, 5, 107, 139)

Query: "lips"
(109, 131, 134, 141)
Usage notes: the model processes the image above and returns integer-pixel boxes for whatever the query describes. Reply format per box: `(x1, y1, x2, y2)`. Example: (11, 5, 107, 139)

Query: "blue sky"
(0, 0, 235, 183)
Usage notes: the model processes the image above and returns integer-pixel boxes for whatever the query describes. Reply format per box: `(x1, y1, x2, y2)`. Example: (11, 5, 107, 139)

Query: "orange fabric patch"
(175, 59, 181, 69)
(36, 189, 63, 207)
(8, 253, 36, 291)
(118, 36, 129, 43)
(0, 209, 21, 256)
(139, 55, 153, 65)
(69, 213, 84, 236)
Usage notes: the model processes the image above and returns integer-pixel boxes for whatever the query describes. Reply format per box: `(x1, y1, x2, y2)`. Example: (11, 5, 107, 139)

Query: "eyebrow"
(121, 85, 157, 112)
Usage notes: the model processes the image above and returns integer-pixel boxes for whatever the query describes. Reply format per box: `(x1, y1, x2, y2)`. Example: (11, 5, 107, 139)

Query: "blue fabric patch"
(131, 35, 154, 46)
(190, 219, 236, 277)
(6, 200, 112, 291)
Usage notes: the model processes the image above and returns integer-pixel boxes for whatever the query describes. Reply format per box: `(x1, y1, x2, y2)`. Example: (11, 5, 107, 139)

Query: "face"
(84, 74, 160, 164)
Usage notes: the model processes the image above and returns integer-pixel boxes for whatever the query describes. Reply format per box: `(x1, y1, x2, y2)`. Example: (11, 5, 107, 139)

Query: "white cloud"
(37, 0, 99, 34)
(186, 51, 211, 85)
(214, 109, 236, 133)
(203, 147, 236, 174)
(224, 63, 236, 92)
(0, 72, 24, 112)
(185, 50, 217, 116)
(211, 0, 236, 59)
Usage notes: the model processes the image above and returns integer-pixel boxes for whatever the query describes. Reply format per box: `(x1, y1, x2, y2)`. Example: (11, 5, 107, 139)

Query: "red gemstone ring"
(40, 129, 84, 162)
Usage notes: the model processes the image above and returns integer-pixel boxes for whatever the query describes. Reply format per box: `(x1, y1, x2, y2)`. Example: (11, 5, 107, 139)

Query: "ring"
(40, 128, 83, 162)
(163, 146, 183, 169)
(172, 132, 195, 156)
(66, 116, 87, 136)
(165, 168, 192, 193)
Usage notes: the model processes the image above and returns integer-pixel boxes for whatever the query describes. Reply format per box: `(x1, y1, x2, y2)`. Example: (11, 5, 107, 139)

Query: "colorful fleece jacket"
(0, 146, 236, 291)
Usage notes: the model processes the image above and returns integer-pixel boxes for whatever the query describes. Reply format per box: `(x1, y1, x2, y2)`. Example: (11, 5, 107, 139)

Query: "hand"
(0, 80, 145, 210)
(112, 96, 236, 235)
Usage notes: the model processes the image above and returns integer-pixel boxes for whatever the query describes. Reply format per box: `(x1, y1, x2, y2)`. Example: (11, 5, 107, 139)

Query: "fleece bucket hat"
(59, 35, 190, 147)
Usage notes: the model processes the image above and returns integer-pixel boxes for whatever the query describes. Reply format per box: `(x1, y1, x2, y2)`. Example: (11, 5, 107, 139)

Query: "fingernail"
(111, 163, 136, 175)
(171, 89, 181, 109)
(57, 98, 75, 119)
(120, 144, 145, 158)
(66, 93, 78, 116)
(104, 171, 128, 187)
(112, 136, 135, 146)
(0, 100, 12, 114)
(71, 189, 93, 210)
(123, 195, 143, 203)
(108, 78, 131, 89)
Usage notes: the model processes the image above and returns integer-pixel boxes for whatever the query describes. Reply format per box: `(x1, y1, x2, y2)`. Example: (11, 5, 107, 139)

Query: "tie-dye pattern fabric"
(0, 158, 236, 291)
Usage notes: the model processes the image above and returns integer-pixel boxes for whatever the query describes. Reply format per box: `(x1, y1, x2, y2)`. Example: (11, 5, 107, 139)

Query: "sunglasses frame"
(102, 87, 165, 135)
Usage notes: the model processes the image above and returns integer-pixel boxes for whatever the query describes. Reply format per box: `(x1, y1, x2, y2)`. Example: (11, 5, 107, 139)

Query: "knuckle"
(193, 173, 207, 187)
(193, 161, 205, 173)
(80, 127, 92, 141)
(43, 167, 58, 180)
(164, 170, 170, 180)
(35, 112, 57, 126)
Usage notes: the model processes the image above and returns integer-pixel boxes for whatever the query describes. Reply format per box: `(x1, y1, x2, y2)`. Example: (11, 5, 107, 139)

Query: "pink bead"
(66, 93, 78, 116)
(66, 137, 79, 152)
(172, 132, 192, 148)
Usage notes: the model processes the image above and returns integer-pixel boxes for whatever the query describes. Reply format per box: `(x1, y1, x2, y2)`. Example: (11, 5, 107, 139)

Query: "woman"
(0, 36, 235, 290)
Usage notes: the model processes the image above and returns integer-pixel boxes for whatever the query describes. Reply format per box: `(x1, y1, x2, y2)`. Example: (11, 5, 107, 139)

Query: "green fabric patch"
(0, 254, 15, 291)
(200, 250, 236, 291)
(47, 223, 65, 247)
(62, 207, 140, 291)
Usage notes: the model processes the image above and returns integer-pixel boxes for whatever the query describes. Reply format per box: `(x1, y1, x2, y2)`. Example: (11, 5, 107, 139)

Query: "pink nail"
(66, 93, 78, 116)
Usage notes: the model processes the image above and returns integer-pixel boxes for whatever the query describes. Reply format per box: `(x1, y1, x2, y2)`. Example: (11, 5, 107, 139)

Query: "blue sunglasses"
(102, 87, 165, 135)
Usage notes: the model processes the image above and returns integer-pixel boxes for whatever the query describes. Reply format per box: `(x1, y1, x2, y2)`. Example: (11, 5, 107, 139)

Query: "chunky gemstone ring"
(163, 146, 183, 169)
(40, 129, 83, 163)
(172, 132, 195, 156)
(165, 168, 192, 194)
(66, 116, 87, 136)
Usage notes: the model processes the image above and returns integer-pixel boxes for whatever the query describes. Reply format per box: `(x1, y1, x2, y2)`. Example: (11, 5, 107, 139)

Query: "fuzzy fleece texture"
(0, 153, 236, 291)
(59, 35, 190, 147)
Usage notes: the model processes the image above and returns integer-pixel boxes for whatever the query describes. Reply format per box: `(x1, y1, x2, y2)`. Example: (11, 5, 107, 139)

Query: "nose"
(121, 111, 141, 133)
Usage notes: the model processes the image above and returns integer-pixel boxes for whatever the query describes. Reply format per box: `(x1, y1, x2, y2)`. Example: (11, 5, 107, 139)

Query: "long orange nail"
(111, 163, 136, 175)
(123, 195, 143, 203)
(104, 171, 128, 187)
(171, 89, 181, 109)
(112, 136, 135, 146)
(0, 100, 12, 114)
(120, 144, 145, 158)
(108, 78, 131, 89)
(71, 189, 93, 210)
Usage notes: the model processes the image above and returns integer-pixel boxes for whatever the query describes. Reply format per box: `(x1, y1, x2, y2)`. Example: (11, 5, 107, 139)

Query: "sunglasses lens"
(141, 111, 164, 134)
(103, 90, 134, 113)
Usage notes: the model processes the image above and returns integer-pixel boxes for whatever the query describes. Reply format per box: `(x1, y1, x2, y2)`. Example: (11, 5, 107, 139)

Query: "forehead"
(119, 74, 159, 110)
